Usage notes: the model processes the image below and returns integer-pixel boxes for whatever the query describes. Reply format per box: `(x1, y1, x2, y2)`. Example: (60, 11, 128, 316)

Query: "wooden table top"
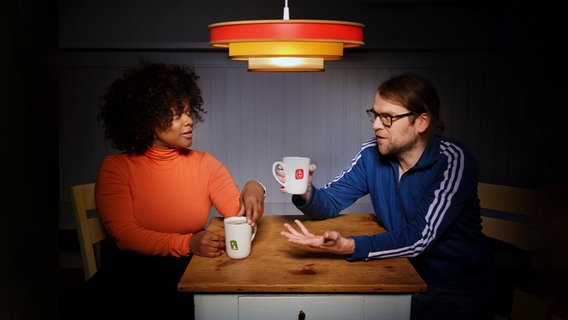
(178, 213, 426, 293)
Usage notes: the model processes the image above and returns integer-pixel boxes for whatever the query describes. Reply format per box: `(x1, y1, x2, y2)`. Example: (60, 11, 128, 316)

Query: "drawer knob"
(298, 310, 306, 320)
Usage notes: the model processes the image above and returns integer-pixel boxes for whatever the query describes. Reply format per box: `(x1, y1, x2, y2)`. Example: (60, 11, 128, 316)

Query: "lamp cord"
(283, 0, 290, 20)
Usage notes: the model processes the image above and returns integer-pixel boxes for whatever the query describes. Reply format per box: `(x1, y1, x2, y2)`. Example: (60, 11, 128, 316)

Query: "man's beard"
(378, 134, 419, 157)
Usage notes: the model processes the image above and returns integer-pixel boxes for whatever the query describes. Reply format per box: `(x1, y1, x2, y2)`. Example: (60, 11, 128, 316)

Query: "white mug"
(224, 216, 257, 259)
(272, 156, 310, 194)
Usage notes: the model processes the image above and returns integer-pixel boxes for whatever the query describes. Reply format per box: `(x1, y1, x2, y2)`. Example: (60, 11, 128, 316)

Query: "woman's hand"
(238, 180, 265, 227)
(280, 219, 355, 255)
(189, 230, 225, 257)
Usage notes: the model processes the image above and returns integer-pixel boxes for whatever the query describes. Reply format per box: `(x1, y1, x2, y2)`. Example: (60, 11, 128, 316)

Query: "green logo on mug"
(230, 240, 239, 250)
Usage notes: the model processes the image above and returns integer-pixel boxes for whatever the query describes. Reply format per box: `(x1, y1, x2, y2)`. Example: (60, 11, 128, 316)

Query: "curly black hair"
(98, 59, 206, 155)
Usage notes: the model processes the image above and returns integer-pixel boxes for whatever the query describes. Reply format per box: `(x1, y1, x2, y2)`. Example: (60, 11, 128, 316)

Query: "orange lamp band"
(228, 41, 344, 60)
(209, 19, 364, 48)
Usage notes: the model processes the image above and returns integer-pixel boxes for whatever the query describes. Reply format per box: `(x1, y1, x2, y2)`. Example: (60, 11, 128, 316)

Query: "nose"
(183, 113, 193, 126)
(372, 117, 385, 130)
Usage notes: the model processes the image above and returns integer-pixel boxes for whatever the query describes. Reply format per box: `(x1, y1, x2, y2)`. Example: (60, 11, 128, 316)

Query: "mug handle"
(271, 161, 286, 188)
(251, 225, 257, 242)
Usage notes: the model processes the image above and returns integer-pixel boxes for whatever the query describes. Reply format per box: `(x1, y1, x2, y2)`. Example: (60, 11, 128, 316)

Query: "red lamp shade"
(209, 19, 365, 72)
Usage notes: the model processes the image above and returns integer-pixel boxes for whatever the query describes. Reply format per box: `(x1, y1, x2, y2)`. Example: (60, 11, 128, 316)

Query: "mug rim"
(224, 216, 247, 223)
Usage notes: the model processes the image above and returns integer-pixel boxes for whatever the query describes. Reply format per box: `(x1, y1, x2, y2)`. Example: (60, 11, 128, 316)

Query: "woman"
(83, 60, 265, 319)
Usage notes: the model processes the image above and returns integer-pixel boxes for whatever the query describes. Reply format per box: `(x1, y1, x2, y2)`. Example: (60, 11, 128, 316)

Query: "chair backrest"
(478, 182, 536, 251)
(70, 183, 108, 281)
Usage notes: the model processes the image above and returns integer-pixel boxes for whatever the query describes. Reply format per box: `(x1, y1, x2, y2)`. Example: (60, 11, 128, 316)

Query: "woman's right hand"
(189, 230, 225, 257)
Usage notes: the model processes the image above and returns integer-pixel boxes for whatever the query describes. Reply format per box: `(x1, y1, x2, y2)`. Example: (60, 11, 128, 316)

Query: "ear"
(416, 113, 430, 134)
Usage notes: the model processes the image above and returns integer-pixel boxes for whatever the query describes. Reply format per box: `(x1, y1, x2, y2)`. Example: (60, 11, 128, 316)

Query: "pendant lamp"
(209, 1, 365, 72)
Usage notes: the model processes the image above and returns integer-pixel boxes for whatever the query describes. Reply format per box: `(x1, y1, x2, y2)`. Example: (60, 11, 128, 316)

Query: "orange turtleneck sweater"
(95, 147, 242, 257)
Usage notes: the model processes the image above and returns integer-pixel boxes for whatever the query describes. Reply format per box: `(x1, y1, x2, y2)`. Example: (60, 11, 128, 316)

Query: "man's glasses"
(365, 109, 417, 127)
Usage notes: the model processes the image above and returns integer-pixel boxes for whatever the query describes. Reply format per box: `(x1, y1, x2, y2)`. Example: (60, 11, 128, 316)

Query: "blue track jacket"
(293, 136, 496, 292)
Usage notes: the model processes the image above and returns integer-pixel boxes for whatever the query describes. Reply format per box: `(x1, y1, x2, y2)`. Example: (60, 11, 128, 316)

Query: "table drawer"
(241, 295, 363, 319)
(194, 294, 411, 320)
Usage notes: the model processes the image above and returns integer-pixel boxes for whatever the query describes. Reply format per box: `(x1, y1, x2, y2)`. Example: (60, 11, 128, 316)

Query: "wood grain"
(178, 214, 426, 293)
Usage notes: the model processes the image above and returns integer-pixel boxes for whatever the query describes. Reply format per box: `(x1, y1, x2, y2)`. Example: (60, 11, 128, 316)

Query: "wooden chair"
(478, 183, 542, 319)
(70, 183, 108, 281)
(479, 183, 567, 319)
(478, 182, 536, 251)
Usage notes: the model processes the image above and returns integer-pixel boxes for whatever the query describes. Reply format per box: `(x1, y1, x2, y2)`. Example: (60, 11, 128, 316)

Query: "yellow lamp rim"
(248, 57, 325, 72)
(228, 41, 344, 60)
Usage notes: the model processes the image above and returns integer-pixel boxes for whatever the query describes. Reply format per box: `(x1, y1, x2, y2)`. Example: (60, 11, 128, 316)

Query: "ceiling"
(59, 0, 563, 50)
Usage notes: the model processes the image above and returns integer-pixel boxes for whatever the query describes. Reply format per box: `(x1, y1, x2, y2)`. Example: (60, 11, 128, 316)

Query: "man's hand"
(280, 219, 355, 255)
(276, 164, 317, 202)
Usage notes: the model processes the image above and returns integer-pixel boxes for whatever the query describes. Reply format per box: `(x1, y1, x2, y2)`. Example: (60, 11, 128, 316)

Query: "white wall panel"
(56, 51, 567, 228)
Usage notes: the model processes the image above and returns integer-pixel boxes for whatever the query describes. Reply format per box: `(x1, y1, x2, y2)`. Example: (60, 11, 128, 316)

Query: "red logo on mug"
(295, 169, 304, 180)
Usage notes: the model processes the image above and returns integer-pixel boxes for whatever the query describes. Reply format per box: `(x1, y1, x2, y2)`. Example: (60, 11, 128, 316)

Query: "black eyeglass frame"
(365, 109, 417, 127)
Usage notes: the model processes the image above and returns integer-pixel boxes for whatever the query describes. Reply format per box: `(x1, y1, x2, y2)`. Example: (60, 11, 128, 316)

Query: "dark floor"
(58, 230, 86, 320)
(59, 271, 91, 320)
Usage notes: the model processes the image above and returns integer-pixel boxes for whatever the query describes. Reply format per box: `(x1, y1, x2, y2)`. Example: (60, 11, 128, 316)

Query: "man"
(279, 73, 497, 320)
